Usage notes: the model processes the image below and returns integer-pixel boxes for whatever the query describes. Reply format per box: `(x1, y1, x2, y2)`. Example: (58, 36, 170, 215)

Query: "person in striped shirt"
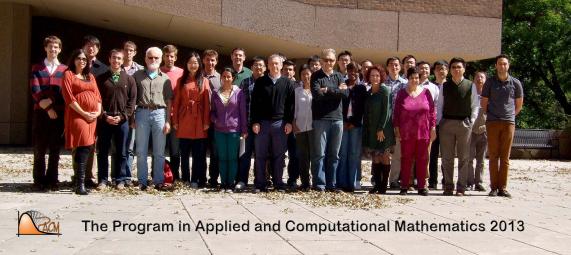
(29, 35, 67, 191)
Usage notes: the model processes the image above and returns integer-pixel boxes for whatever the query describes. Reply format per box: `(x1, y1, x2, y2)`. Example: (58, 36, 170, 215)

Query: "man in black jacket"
(95, 49, 137, 190)
(310, 48, 348, 192)
(250, 54, 295, 192)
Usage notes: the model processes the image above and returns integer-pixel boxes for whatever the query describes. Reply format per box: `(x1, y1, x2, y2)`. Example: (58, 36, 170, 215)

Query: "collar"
(123, 61, 138, 69)
(497, 74, 512, 83)
(110, 68, 122, 75)
(452, 77, 465, 85)
(269, 74, 281, 83)
(387, 74, 406, 83)
(44, 58, 60, 67)
(146, 69, 160, 79)
(203, 70, 219, 78)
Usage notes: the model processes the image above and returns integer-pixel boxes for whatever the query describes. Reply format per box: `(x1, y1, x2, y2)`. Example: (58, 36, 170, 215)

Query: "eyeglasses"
(76, 57, 87, 62)
(323, 59, 335, 63)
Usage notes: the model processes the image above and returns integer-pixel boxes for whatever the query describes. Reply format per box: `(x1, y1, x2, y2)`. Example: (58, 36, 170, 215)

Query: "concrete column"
(0, 3, 31, 144)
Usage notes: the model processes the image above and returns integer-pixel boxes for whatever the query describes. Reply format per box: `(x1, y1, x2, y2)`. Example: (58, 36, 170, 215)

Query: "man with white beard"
(132, 47, 174, 191)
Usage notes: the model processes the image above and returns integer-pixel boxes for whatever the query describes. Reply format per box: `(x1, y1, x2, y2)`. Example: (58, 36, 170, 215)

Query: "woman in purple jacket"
(211, 67, 248, 192)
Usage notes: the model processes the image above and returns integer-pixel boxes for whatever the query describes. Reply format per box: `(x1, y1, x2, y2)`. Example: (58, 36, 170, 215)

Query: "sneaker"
(355, 182, 362, 190)
(418, 188, 429, 196)
(399, 189, 408, 195)
(96, 181, 108, 191)
(466, 185, 474, 191)
(288, 183, 298, 191)
(225, 189, 233, 193)
(498, 190, 512, 198)
(408, 186, 415, 191)
(190, 182, 199, 189)
(474, 184, 487, 192)
(116, 181, 125, 190)
(124, 179, 133, 187)
(139, 184, 148, 191)
(455, 191, 465, 196)
(443, 190, 453, 196)
(235, 181, 245, 191)
(155, 184, 172, 191)
(276, 188, 287, 193)
(488, 189, 498, 197)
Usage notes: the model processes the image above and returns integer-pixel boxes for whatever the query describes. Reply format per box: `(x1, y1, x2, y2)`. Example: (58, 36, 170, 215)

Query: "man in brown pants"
(480, 54, 523, 198)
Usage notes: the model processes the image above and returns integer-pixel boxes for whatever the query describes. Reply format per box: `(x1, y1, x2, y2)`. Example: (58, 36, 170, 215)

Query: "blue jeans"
(125, 127, 136, 179)
(135, 108, 166, 185)
(97, 120, 129, 183)
(311, 119, 343, 190)
(254, 120, 287, 189)
(336, 127, 362, 190)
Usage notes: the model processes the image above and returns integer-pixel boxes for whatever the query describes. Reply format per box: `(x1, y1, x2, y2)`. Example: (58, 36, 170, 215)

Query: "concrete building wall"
(291, 0, 502, 18)
(0, 3, 30, 144)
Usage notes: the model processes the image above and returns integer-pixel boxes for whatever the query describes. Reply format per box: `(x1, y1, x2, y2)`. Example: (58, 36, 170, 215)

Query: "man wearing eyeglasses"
(437, 57, 479, 196)
(132, 47, 174, 191)
(310, 48, 349, 192)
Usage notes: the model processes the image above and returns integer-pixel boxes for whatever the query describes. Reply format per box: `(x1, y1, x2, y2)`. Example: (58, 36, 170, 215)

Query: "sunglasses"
(76, 57, 87, 62)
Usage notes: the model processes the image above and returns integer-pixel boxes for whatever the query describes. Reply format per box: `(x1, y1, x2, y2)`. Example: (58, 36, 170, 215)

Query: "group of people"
(31, 35, 523, 197)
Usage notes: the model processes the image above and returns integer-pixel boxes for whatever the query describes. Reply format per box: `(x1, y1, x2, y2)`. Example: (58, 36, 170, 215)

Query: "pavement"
(0, 148, 570, 255)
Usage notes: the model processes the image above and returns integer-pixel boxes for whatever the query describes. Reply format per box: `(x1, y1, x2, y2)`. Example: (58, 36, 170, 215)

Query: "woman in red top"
(393, 68, 436, 196)
(172, 51, 211, 187)
(62, 49, 101, 195)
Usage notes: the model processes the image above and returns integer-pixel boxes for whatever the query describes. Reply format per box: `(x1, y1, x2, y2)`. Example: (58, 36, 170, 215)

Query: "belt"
(138, 105, 165, 110)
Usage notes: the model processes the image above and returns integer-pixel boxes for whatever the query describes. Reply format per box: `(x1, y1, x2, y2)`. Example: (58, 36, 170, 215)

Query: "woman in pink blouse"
(393, 68, 436, 196)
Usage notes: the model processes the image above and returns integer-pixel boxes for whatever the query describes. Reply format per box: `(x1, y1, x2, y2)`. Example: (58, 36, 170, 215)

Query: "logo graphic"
(17, 210, 61, 236)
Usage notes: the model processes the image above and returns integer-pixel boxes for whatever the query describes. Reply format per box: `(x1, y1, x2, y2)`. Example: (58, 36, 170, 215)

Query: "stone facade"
(291, 0, 502, 18)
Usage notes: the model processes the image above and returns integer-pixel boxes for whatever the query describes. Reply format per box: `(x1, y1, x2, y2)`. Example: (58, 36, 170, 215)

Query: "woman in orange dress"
(62, 49, 101, 195)
(171, 51, 210, 188)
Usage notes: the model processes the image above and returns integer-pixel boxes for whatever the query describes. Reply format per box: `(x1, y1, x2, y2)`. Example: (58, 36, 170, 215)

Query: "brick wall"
(291, 0, 502, 19)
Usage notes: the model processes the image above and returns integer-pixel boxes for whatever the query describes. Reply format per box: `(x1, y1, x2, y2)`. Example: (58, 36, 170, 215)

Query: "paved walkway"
(0, 149, 569, 254)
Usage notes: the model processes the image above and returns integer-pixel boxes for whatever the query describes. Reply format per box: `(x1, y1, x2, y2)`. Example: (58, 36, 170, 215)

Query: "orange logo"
(17, 210, 61, 236)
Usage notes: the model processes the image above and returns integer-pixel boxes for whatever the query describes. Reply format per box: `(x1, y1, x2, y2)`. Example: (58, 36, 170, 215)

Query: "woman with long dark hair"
(172, 51, 211, 188)
(62, 49, 101, 195)
(211, 67, 247, 192)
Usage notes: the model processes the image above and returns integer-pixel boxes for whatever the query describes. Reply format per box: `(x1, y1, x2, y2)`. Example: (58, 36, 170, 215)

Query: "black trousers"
(428, 125, 440, 186)
(32, 109, 63, 185)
